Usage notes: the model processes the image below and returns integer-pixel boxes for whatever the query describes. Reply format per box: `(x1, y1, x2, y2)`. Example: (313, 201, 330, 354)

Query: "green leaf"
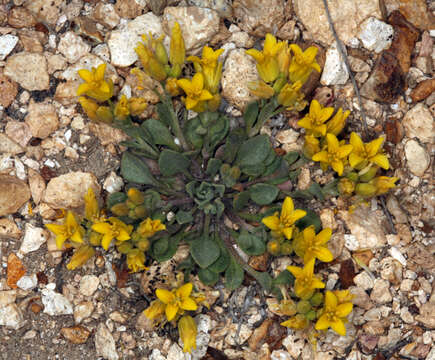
(250, 183, 279, 205)
(208, 250, 230, 273)
(150, 235, 180, 262)
(142, 119, 179, 151)
(236, 135, 271, 167)
(206, 158, 222, 177)
(322, 179, 339, 197)
(244, 101, 259, 133)
(308, 182, 325, 201)
(296, 209, 322, 232)
(252, 271, 273, 292)
(121, 152, 158, 185)
(158, 149, 190, 177)
(175, 210, 193, 225)
(250, 98, 280, 136)
(205, 115, 229, 152)
(237, 232, 266, 255)
(184, 117, 203, 149)
(198, 268, 219, 286)
(284, 151, 300, 166)
(273, 269, 294, 286)
(240, 164, 266, 177)
(190, 235, 220, 269)
(223, 128, 246, 163)
(225, 258, 244, 290)
(233, 191, 251, 211)
(107, 192, 127, 208)
(156, 102, 173, 127)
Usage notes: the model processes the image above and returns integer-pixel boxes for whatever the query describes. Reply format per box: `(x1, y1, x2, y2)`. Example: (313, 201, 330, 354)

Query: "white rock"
(41, 285, 73, 316)
(402, 103, 434, 143)
(74, 301, 94, 324)
(95, 323, 119, 360)
(103, 171, 124, 193)
(370, 279, 392, 304)
(167, 343, 184, 360)
(58, 31, 91, 63)
(149, 349, 166, 360)
(0, 304, 25, 330)
(358, 17, 394, 53)
(389, 247, 407, 266)
(0, 34, 19, 61)
(16, 274, 38, 291)
(79, 275, 100, 297)
(271, 350, 293, 360)
(404, 139, 430, 176)
(107, 13, 162, 67)
(283, 333, 305, 358)
(0, 291, 17, 307)
(276, 129, 299, 145)
(344, 234, 359, 251)
(188, 0, 233, 18)
(320, 43, 349, 85)
(353, 271, 374, 290)
(162, 6, 220, 54)
(19, 223, 48, 254)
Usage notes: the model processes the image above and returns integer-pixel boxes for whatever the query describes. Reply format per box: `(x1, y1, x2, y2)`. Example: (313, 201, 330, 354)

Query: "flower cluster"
(246, 35, 321, 111)
(300, 100, 398, 199)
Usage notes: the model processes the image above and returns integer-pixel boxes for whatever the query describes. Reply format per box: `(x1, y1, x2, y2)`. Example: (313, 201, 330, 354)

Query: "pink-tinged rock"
(0, 133, 24, 155)
(0, 71, 18, 107)
(25, 100, 59, 139)
(0, 175, 31, 216)
(28, 168, 46, 205)
(5, 121, 32, 148)
(25, 0, 65, 25)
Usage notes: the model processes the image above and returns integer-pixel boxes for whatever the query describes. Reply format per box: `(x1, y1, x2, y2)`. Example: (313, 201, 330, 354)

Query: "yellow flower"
(293, 226, 334, 264)
(67, 245, 95, 270)
(333, 290, 354, 304)
(169, 22, 186, 69)
(45, 211, 84, 249)
(156, 283, 198, 321)
(276, 41, 291, 77)
(84, 188, 100, 222)
(287, 259, 325, 300)
(135, 42, 167, 82)
(143, 32, 168, 65)
(77, 63, 114, 102)
(178, 315, 197, 353)
(312, 133, 353, 176)
(303, 134, 321, 159)
(114, 94, 130, 121)
(137, 218, 166, 238)
(297, 100, 334, 137)
(281, 314, 309, 330)
(188, 46, 224, 94)
(277, 81, 307, 111)
(129, 97, 148, 116)
(246, 34, 283, 83)
(289, 45, 321, 84)
(92, 217, 132, 250)
(326, 108, 350, 136)
(78, 97, 99, 121)
(127, 249, 147, 273)
(262, 197, 306, 240)
(165, 77, 181, 96)
(247, 80, 275, 99)
(144, 299, 166, 321)
(177, 73, 213, 110)
(371, 176, 398, 196)
(349, 132, 389, 170)
(315, 290, 353, 336)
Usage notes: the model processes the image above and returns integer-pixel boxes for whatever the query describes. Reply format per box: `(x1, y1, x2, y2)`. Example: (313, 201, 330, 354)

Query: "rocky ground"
(0, 0, 434, 359)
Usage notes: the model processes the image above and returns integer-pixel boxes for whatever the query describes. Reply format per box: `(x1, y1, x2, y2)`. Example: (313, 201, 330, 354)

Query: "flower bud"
(136, 238, 150, 252)
(279, 299, 297, 316)
(305, 309, 317, 320)
(129, 97, 148, 116)
(169, 22, 186, 67)
(247, 80, 275, 99)
(267, 239, 281, 256)
(66, 245, 95, 270)
(117, 241, 133, 254)
(134, 205, 148, 219)
(89, 231, 102, 246)
(96, 106, 114, 124)
(358, 165, 378, 182)
(310, 292, 324, 306)
(111, 203, 129, 216)
(207, 93, 221, 112)
(165, 77, 181, 96)
(355, 183, 376, 198)
(128, 188, 145, 205)
(178, 315, 197, 354)
(297, 300, 312, 314)
(280, 241, 293, 255)
(346, 172, 359, 182)
(303, 135, 320, 159)
(338, 178, 355, 196)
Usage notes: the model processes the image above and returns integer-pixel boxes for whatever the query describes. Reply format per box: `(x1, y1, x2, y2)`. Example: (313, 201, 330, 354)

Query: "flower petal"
(326, 133, 339, 152)
(313, 247, 334, 262)
(338, 144, 353, 158)
(324, 291, 337, 309)
(116, 229, 131, 241)
(165, 303, 178, 321)
(312, 151, 329, 163)
(282, 227, 293, 240)
(245, 49, 263, 62)
(185, 97, 198, 110)
(177, 283, 193, 298)
(290, 209, 307, 223)
(55, 235, 67, 249)
(177, 79, 193, 94)
(70, 230, 83, 244)
(45, 223, 65, 236)
(199, 89, 213, 101)
(331, 160, 344, 176)
(366, 137, 384, 157)
(77, 69, 93, 82)
(316, 228, 332, 245)
(315, 314, 330, 330)
(281, 197, 294, 219)
(101, 233, 113, 250)
(330, 318, 346, 336)
(336, 302, 353, 317)
(92, 222, 112, 234)
(262, 215, 280, 231)
(180, 297, 198, 311)
(287, 265, 302, 278)
(371, 154, 389, 170)
(95, 64, 107, 80)
(349, 153, 364, 168)
(156, 289, 175, 304)
(349, 132, 364, 153)
(76, 83, 91, 96)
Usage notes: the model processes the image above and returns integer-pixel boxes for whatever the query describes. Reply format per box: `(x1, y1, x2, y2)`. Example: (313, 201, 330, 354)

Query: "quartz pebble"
(41, 284, 73, 316)
(95, 323, 119, 360)
(404, 139, 430, 176)
(79, 275, 100, 297)
(402, 103, 434, 143)
(320, 43, 349, 85)
(0, 34, 18, 60)
(19, 223, 48, 255)
(370, 279, 392, 304)
(358, 17, 394, 53)
(74, 301, 94, 324)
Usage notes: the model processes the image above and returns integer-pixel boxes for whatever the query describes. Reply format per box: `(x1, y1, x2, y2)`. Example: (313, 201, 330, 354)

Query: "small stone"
(103, 171, 124, 193)
(276, 129, 299, 146)
(61, 325, 91, 344)
(282, 332, 305, 358)
(74, 301, 94, 324)
(386, 194, 407, 223)
(387, 0, 432, 30)
(0, 34, 18, 60)
(379, 257, 402, 285)
(0, 291, 17, 308)
(16, 274, 38, 291)
(162, 6, 220, 53)
(4, 52, 49, 91)
(415, 301, 435, 329)
(410, 79, 435, 103)
(114, 0, 145, 19)
(41, 285, 73, 316)
(95, 323, 119, 360)
(43, 171, 100, 210)
(404, 139, 430, 177)
(107, 13, 162, 67)
(188, 0, 232, 18)
(25, 0, 64, 25)
(402, 103, 434, 143)
(320, 43, 349, 85)
(19, 223, 48, 254)
(297, 168, 311, 191)
(0, 304, 24, 330)
(0, 175, 31, 216)
(25, 100, 59, 139)
(0, 133, 24, 155)
(28, 168, 46, 205)
(221, 49, 258, 111)
(8, 7, 36, 28)
(46, 53, 67, 74)
(93, 3, 120, 29)
(400, 307, 414, 324)
(89, 122, 128, 146)
(358, 17, 394, 53)
(4, 121, 32, 148)
(0, 218, 21, 240)
(320, 208, 337, 230)
(370, 279, 392, 304)
(353, 272, 374, 290)
(110, 310, 128, 324)
(0, 71, 19, 108)
(350, 286, 373, 310)
(58, 31, 91, 63)
(79, 275, 99, 297)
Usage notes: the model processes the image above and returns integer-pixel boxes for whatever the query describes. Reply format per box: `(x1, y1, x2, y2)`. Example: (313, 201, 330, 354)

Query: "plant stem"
(163, 95, 190, 151)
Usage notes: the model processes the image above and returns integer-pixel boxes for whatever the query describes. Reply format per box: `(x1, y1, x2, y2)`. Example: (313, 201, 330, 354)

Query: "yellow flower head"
(276, 41, 291, 77)
(297, 100, 334, 137)
(84, 188, 100, 222)
(77, 63, 114, 102)
(333, 289, 354, 304)
(262, 196, 306, 240)
(277, 81, 307, 111)
(156, 283, 198, 321)
(169, 22, 186, 68)
(127, 249, 147, 273)
(349, 132, 389, 170)
(303, 134, 321, 159)
(246, 34, 284, 83)
(312, 133, 353, 176)
(281, 314, 309, 330)
(287, 259, 325, 300)
(293, 226, 334, 264)
(326, 108, 350, 136)
(247, 80, 275, 99)
(371, 176, 399, 196)
(114, 95, 130, 121)
(188, 46, 224, 94)
(289, 45, 321, 84)
(135, 42, 167, 82)
(144, 299, 166, 322)
(66, 245, 95, 270)
(92, 217, 132, 250)
(178, 315, 197, 353)
(315, 290, 353, 336)
(142, 32, 168, 65)
(128, 97, 148, 116)
(165, 77, 182, 96)
(78, 97, 99, 121)
(45, 211, 84, 249)
(137, 218, 166, 238)
(177, 73, 213, 111)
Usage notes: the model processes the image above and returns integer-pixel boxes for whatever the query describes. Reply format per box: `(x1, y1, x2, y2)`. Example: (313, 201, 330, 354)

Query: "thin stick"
(321, 0, 369, 140)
